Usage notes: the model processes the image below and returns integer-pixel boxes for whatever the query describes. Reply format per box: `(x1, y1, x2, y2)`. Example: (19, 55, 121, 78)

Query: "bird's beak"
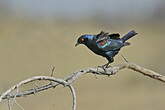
(75, 42, 79, 47)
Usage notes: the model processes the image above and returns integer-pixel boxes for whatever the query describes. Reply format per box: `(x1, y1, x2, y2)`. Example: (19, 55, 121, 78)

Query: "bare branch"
(68, 85, 76, 110)
(0, 62, 164, 110)
(50, 65, 55, 77)
(7, 99, 11, 110)
(127, 63, 165, 82)
(0, 76, 76, 110)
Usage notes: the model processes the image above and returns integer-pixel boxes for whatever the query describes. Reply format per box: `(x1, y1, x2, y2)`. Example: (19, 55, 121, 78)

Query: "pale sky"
(2, 0, 162, 19)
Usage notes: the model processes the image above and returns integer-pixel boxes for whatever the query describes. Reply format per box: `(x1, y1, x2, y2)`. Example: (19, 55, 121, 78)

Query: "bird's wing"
(95, 31, 122, 51)
(108, 33, 120, 40)
(95, 31, 120, 42)
(96, 39, 123, 51)
(95, 31, 109, 42)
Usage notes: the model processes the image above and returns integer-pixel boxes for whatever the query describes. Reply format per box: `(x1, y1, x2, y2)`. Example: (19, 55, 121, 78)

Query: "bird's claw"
(97, 64, 110, 72)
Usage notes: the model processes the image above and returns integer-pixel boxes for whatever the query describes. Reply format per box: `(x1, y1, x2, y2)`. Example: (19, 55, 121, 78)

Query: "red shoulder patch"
(98, 40, 107, 46)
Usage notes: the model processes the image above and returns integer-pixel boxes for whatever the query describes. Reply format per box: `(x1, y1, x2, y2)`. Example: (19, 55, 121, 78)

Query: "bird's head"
(75, 34, 94, 47)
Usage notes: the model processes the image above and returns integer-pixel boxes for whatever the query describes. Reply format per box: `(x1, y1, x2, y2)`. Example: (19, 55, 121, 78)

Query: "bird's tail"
(121, 30, 138, 42)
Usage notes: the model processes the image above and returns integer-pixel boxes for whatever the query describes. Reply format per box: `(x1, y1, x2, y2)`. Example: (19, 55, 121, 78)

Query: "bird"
(75, 30, 138, 68)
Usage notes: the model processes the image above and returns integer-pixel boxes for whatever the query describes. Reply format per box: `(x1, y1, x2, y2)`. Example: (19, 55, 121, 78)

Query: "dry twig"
(0, 62, 164, 110)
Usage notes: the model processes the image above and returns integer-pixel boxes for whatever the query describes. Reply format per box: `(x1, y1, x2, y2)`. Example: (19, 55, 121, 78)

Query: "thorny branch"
(0, 62, 165, 110)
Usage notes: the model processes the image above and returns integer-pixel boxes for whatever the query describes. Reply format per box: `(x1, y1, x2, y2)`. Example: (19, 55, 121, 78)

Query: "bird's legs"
(98, 61, 112, 71)
(98, 62, 110, 72)
(98, 58, 114, 71)
(102, 62, 110, 68)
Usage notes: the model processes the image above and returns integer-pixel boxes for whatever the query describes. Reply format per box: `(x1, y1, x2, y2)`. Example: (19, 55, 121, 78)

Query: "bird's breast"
(85, 41, 106, 56)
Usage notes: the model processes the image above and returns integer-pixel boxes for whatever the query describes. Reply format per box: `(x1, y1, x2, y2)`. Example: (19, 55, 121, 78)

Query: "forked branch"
(0, 62, 164, 110)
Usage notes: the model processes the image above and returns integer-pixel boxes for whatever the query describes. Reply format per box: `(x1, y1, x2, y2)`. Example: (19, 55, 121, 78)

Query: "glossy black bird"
(75, 30, 138, 68)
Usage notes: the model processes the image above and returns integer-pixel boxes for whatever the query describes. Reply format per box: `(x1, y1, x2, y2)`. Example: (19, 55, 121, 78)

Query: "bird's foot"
(98, 63, 110, 72)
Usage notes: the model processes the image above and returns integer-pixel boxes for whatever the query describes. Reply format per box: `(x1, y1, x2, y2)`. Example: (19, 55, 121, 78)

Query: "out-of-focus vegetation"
(0, 1, 165, 110)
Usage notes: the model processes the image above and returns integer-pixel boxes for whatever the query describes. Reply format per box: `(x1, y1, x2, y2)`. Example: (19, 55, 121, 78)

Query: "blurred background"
(0, 0, 165, 110)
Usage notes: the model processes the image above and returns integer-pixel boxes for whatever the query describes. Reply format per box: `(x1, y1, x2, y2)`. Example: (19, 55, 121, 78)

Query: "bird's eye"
(81, 38, 85, 42)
